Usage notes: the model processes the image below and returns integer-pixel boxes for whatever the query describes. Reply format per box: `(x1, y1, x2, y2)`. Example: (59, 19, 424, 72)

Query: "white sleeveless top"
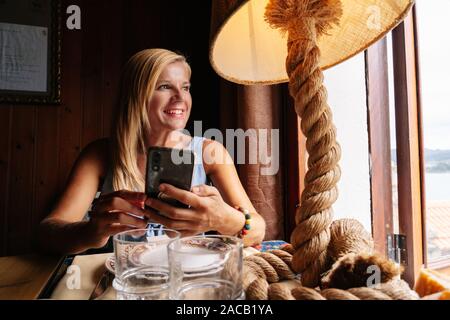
(94, 136, 209, 232)
(99, 136, 208, 194)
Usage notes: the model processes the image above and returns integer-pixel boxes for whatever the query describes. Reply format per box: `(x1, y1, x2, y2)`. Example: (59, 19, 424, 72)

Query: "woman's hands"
(86, 190, 149, 248)
(85, 184, 246, 248)
(144, 184, 242, 237)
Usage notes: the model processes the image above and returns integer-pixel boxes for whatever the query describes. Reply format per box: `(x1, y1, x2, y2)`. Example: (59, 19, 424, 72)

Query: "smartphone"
(145, 146, 195, 208)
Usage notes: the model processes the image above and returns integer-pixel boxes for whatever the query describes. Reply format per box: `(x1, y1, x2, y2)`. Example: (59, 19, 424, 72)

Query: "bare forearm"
(217, 206, 265, 247)
(243, 214, 266, 247)
(37, 219, 94, 255)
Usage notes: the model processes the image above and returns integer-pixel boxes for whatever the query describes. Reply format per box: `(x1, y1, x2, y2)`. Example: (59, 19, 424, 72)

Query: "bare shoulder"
(202, 138, 233, 175)
(76, 138, 110, 179)
(82, 138, 110, 158)
(202, 138, 223, 151)
(44, 138, 111, 222)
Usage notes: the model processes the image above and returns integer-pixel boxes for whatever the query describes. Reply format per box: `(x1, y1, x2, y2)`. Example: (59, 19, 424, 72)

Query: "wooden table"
(0, 254, 64, 300)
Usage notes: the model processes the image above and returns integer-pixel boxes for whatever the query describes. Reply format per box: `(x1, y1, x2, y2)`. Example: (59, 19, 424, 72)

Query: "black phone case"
(145, 146, 195, 208)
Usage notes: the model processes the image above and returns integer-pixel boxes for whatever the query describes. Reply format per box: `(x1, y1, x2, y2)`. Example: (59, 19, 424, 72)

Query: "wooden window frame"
(366, 37, 394, 258)
(389, 5, 450, 281)
(349, 6, 429, 286)
(365, 4, 450, 284)
(412, 5, 450, 273)
(390, 8, 425, 286)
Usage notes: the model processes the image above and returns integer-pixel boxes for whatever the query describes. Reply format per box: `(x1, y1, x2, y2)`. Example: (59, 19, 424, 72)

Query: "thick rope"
(266, 0, 343, 287)
(287, 281, 419, 300)
(268, 280, 302, 300)
(328, 219, 374, 261)
(243, 249, 419, 300)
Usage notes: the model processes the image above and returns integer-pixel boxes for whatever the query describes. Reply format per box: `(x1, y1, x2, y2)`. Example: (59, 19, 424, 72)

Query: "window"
(324, 54, 372, 233)
(387, 31, 399, 236)
(416, 0, 450, 268)
(373, 1, 450, 280)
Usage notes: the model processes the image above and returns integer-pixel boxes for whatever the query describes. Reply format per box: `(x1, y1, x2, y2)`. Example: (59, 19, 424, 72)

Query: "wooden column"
(365, 38, 394, 257)
(392, 10, 425, 287)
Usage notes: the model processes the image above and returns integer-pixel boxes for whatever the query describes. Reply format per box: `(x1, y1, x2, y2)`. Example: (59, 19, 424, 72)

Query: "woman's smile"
(147, 61, 192, 131)
(163, 103, 187, 119)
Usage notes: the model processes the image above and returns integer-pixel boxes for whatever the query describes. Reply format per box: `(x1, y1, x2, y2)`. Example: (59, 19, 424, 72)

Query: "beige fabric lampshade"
(210, 0, 414, 84)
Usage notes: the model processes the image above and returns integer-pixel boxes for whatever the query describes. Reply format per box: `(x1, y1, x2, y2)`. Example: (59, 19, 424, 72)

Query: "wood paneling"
(0, 0, 218, 256)
(0, 107, 12, 256)
(81, 0, 103, 149)
(7, 106, 36, 254)
(101, 0, 124, 138)
(33, 106, 59, 247)
(57, 0, 83, 191)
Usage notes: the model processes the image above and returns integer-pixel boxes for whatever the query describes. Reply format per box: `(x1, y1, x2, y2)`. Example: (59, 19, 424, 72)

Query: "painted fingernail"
(159, 184, 166, 191)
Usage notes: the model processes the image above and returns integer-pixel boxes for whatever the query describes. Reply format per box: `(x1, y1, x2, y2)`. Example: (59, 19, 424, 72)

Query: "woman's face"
(146, 61, 192, 134)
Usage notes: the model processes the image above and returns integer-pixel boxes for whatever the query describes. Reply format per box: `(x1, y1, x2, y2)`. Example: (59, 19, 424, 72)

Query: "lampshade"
(210, 0, 414, 84)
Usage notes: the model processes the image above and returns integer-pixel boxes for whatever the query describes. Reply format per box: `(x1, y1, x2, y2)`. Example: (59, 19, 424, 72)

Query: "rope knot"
(287, 18, 317, 44)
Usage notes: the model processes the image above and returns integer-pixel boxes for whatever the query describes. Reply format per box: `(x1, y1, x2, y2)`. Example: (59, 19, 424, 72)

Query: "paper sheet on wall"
(0, 22, 48, 92)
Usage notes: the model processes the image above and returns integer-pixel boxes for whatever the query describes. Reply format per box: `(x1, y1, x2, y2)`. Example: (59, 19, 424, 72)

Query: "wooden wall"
(0, 0, 219, 256)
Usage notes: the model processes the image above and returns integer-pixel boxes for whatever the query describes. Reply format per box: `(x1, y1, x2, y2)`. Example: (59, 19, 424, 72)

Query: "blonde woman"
(38, 48, 266, 255)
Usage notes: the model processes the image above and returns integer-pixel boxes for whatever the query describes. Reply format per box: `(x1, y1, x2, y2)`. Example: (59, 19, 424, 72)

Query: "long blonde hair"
(111, 48, 191, 191)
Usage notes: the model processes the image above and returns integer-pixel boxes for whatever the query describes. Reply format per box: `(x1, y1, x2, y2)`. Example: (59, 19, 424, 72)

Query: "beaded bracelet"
(234, 206, 251, 238)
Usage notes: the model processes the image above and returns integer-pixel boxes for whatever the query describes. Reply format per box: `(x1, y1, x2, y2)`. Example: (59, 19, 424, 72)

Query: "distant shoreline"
(392, 149, 450, 174)
(427, 169, 450, 174)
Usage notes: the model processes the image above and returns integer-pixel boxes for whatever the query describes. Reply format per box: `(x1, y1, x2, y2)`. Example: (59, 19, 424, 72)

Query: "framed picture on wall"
(0, 0, 61, 104)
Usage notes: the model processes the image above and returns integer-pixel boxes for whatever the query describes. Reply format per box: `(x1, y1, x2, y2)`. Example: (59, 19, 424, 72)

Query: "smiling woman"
(112, 50, 194, 192)
(37, 48, 266, 255)
(152, 64, 191, 119)
(146, 62, 193, 150)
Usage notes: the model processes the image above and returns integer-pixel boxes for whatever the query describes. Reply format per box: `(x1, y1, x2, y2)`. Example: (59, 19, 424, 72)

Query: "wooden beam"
(365, 38, 394, 257)
(392, 10, 424, 287)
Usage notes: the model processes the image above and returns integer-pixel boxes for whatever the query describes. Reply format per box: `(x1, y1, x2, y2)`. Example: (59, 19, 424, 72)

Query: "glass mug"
(168, 235, 244, 300)
(112, 227, 180, 300)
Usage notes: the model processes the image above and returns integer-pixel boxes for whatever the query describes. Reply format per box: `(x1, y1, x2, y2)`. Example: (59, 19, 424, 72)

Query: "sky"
(390, 0, 450, 150)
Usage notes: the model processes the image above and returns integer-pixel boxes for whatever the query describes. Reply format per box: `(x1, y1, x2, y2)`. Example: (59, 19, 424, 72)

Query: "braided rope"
(243, 249, 419, 300)
(265, 0, 343, 288)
